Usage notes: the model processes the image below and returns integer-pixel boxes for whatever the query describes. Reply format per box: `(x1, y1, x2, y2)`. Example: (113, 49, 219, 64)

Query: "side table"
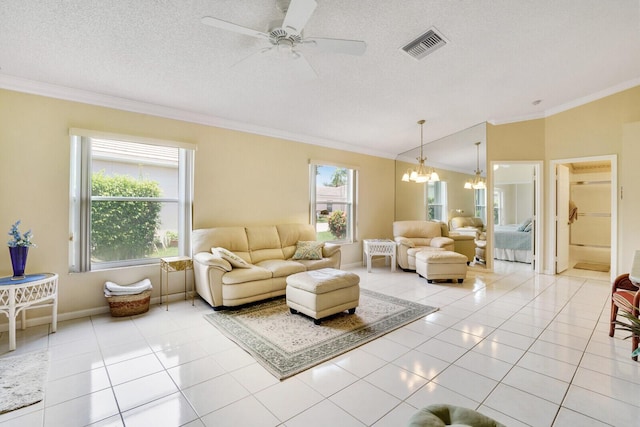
(363, 239, 397, 272)
(0, 273, 58, 351)
(160, 256, 193, 310)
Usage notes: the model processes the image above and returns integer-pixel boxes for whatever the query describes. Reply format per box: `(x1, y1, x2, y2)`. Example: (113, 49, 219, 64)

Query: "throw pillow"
(524, 222, 533, 232)
(212, 247, 251, 268)
(517, 218, 532, 232)
(292, 241, 324, 260)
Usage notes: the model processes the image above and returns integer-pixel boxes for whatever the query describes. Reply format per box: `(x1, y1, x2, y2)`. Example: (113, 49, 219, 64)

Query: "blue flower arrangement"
(7, 220, 36, 247)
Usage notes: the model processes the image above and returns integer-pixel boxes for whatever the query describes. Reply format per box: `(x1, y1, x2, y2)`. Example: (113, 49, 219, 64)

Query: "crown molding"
(544, 77, 640, 117)
(0, 73, 397, 160)
(489, 77, 640, 126)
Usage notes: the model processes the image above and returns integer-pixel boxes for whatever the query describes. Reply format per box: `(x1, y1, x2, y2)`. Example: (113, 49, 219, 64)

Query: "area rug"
(574, 262, 610, 272)
(204, 289, 438, 379)
(0, 350, 49, 414)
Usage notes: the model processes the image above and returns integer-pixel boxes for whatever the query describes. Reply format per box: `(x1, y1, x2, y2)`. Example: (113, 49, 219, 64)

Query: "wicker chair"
(609, 273, 640, 361)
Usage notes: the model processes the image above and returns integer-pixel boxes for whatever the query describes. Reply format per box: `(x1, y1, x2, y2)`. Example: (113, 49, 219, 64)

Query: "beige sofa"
(192, 224, 341, 309)
(393, 221, 455, 270)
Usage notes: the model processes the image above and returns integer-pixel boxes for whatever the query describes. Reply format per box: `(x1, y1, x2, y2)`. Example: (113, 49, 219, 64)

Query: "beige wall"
(0, 89, 395, 320)
(487, 85, 640, 274)
(394, 160, 427, 220)
(3, 83, 640, 321)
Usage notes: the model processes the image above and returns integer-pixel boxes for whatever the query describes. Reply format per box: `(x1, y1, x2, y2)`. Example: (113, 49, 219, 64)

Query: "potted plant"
(614, 309, 640, 358)
(7, 220, 36, 279)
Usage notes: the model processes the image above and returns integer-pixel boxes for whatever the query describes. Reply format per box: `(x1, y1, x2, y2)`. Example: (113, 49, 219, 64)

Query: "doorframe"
(488, 160, 543, 273)
(548, 155, 617, 279)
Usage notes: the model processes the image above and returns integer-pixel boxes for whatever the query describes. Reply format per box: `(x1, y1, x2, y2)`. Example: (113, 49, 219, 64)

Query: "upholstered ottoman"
(286, 268, 360, 324)
(407, 246, 445, 271)
(416, 250, 467, 284)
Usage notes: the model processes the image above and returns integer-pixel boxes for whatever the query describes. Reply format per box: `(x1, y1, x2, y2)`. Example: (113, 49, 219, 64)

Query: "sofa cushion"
(255, 259, 306, 278)
(450, 216, 484, 231)
(393, 221, 442, 239)
(193, 226, 249, 256)
(221, 266, 272, 285)
(277, 224, 317, 259)
(294, 257, 340, 270)
(292, 241, 324, 260)
(212, 247, 251, 268)
(246, 226, 285, 263)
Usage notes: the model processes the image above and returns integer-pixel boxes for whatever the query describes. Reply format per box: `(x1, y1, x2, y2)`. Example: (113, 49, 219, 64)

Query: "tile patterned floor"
(1, 261, 638, 426)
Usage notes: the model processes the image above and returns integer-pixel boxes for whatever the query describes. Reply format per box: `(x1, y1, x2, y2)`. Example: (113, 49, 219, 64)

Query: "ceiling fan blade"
(201, 16, 268, 39)
(282, 0, 317, 34)
(230, 47, 316, 81)
(304, 37, 367, 55)
(290, 53, 318, 80)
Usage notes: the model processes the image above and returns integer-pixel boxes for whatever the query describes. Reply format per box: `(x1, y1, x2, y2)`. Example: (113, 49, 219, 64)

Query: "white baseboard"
(0, 291, 194, 332)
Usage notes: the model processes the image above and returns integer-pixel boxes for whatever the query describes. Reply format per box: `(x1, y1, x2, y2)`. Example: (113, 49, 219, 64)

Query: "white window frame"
(69, 129, 195, 272)
(475, 188, 487, 224)
(494, 188, 504, 225)
(309, 161, 357, 243)
(427, 181, 447, 222)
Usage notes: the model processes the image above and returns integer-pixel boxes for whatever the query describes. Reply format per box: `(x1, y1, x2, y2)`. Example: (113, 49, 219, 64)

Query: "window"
(427, 181, 447, 221)
(475, 188, 487, 223)
(493, 188, 504, 225)
(69, 129, 194, 272)
(310, 163, 357, 243)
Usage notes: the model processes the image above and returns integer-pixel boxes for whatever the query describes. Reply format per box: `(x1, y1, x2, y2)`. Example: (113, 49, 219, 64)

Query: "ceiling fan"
(201, 0, 366, 79)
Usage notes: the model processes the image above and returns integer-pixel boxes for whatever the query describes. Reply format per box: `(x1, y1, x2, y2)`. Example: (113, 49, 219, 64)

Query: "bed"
(494, 220, 533, 263)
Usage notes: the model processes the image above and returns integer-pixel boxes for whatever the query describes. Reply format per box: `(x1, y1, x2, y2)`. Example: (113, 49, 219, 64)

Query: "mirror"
(493, 162, 540, 270)
(395, 122, 488, 267)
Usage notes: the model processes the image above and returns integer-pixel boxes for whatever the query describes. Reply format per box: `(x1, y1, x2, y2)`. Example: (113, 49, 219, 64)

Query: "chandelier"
(401, 120, 440, 183)
(464, 141, 486, 189)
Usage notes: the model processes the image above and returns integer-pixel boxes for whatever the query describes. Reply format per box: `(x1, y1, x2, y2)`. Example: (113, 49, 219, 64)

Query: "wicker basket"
(105, 290, 152, 317)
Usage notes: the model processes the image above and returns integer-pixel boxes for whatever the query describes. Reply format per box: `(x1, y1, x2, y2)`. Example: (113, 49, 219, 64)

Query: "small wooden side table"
(0, 273, 58, 351)
(363, 239, 397, 272)
(160, 256, 193, 310)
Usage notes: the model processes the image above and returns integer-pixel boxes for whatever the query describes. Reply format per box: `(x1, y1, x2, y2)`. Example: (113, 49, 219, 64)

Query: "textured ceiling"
(1, 0, 639, 173)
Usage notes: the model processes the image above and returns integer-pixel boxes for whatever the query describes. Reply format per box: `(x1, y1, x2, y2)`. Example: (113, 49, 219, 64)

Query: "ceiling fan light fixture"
(401, 120, 439, 184)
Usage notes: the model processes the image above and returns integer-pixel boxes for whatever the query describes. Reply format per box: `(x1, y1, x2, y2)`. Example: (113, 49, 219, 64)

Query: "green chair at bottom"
(407, 404, 506, 427)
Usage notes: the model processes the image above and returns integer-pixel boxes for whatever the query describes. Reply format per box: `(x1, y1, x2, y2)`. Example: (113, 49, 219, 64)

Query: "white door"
(556, 164, 570, 273)
(621, 122, 640, 273)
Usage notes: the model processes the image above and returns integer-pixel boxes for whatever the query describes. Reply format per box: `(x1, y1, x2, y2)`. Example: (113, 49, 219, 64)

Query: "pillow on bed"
(524, 222, 533, 232)
(517, 218, 532, 232)
(212, 247, 251, 268)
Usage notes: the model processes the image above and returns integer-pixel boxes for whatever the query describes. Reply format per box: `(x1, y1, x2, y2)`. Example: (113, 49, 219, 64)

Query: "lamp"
(464, 141, 486, 189)
(401, 120, 440, 183)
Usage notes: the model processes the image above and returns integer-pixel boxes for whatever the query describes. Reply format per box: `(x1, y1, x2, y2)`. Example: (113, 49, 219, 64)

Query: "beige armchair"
(449, 216, 485, 237)
(393, 221, 454, 270)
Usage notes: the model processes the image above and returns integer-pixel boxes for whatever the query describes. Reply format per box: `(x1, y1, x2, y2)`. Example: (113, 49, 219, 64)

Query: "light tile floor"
(1, 261, 639, 426)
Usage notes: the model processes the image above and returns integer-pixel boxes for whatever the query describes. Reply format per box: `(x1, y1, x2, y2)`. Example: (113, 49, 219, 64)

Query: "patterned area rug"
(204, 289, 438, 379)
(0, 350, 49, 414)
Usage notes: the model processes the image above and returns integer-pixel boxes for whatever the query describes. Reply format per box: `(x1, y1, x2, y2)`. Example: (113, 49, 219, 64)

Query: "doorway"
(550, 156, 617, 280)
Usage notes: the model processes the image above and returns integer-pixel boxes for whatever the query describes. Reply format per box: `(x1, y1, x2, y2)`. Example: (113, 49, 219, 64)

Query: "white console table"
(363, 239, 397, 272)
(0, 273, 58, 351)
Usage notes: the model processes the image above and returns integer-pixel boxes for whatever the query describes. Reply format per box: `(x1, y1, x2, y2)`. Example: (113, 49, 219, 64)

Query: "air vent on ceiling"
(401, 28, 447, 60)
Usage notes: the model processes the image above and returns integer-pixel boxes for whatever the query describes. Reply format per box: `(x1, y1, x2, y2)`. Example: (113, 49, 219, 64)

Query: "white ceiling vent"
(401, 28, 447, 60)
